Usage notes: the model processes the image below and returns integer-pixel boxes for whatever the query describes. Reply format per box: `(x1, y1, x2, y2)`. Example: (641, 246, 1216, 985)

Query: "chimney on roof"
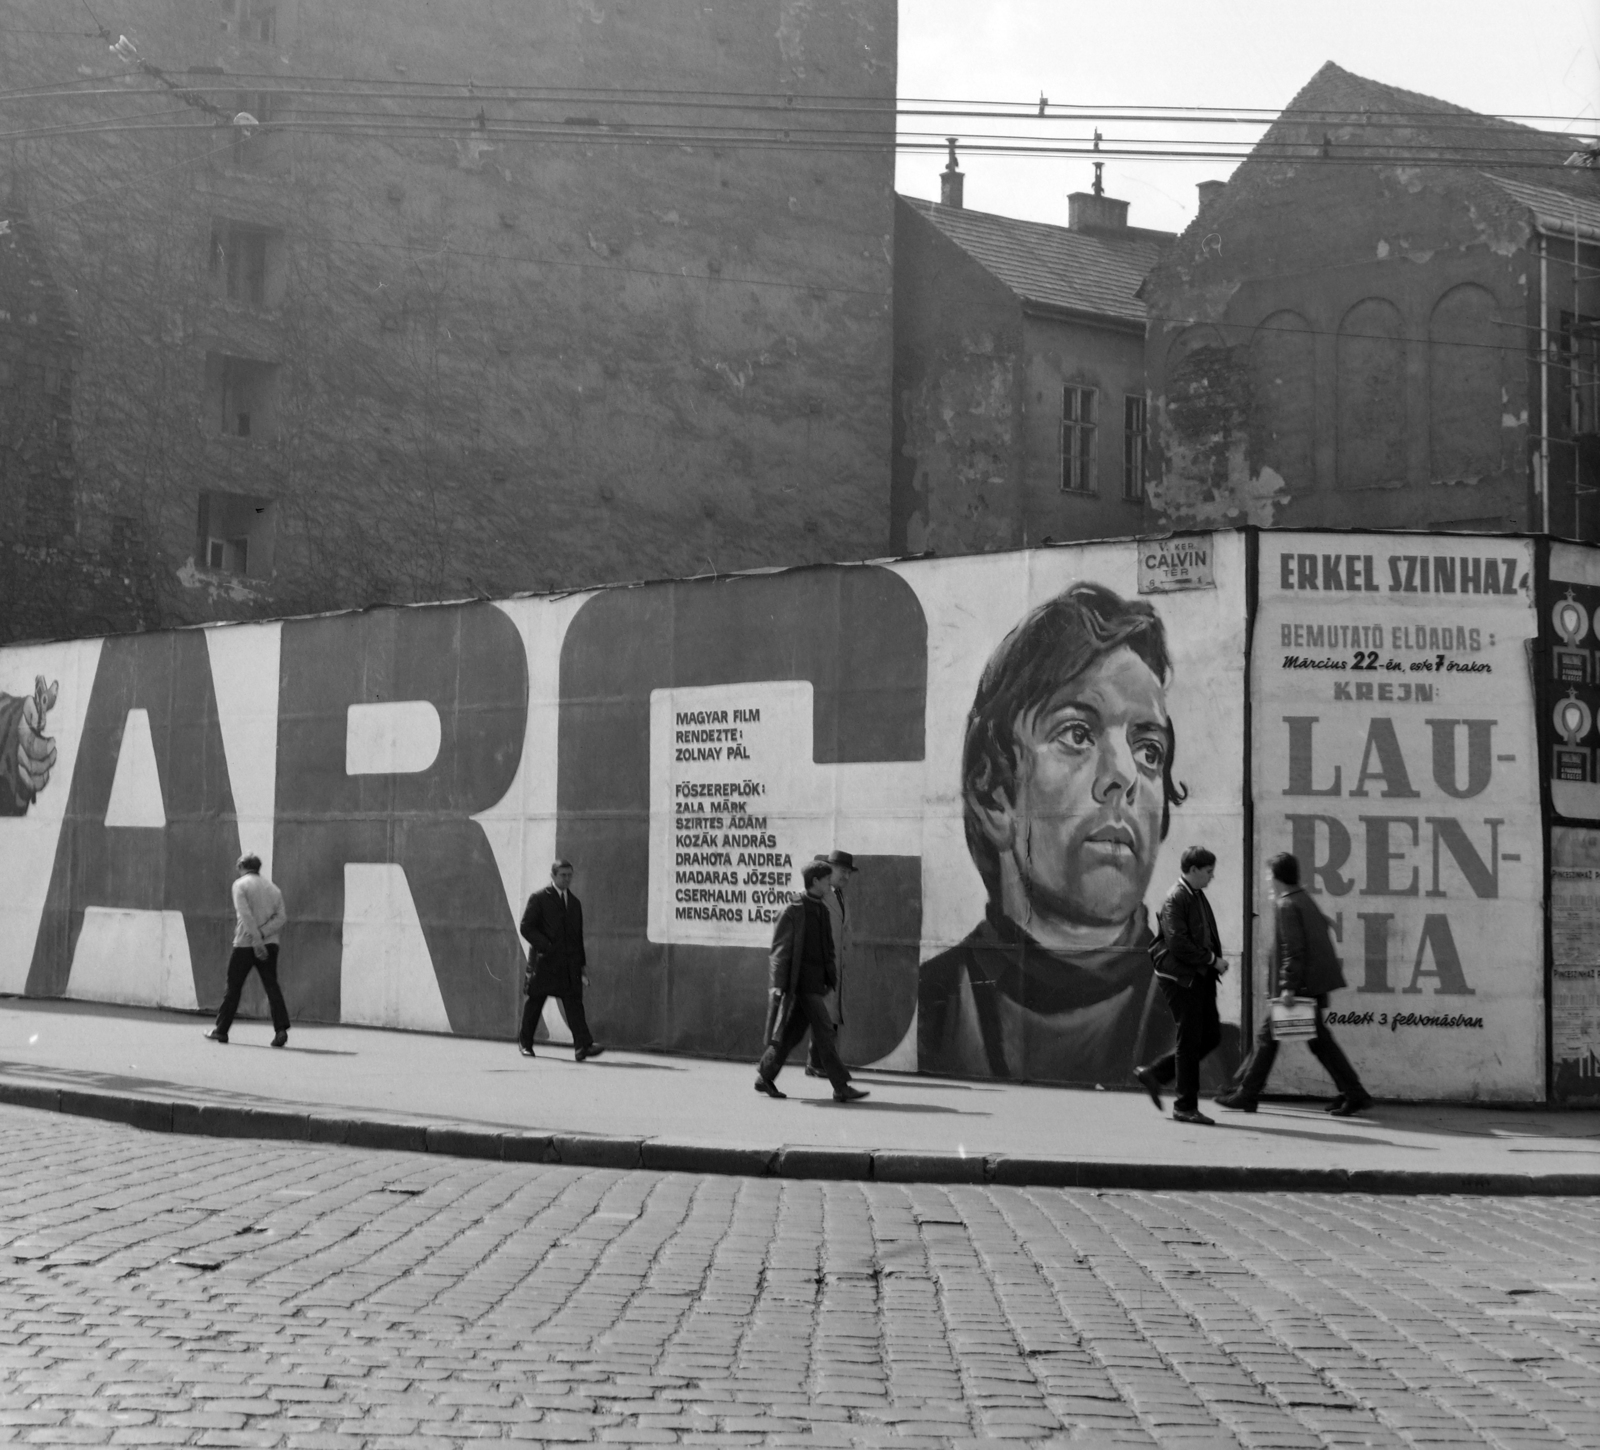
(1068, 192, 1129, 232)
(940, 137, 964, 208)
(1196, 180, 1227, 210)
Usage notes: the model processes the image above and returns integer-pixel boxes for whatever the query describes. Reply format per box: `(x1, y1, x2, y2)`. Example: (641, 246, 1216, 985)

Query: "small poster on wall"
(1550, 827, 1600, 1102)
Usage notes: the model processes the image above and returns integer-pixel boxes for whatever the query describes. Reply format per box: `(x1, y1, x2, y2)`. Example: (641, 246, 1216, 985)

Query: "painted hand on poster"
(0, 676, 59, 815)
(919, 582, 1233, 1086)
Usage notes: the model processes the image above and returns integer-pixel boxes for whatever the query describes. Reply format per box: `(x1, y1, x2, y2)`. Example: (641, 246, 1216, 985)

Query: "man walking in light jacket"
(206, 852, 290, 1047)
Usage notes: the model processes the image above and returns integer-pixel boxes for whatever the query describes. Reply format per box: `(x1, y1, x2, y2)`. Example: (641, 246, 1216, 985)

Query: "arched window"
(1337, 298, 1406, 489)
(1249, 311, 1314, 488)
(1429, 284, 1502, 482)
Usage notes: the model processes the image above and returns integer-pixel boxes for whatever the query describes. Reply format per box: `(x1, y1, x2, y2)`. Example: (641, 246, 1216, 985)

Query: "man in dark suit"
(518, 860, 602, 1061)
(1218, 852, 1371, 1116)
(1135, 845, 1227, 1124)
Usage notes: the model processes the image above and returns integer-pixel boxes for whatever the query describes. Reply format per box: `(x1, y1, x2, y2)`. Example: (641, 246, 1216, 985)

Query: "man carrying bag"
(1218, 852, 1372, 1116)
(755, 861, 866, 1102)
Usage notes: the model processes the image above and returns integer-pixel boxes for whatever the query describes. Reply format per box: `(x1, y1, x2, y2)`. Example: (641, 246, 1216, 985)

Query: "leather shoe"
(518, 1045, 535, 1058)
(1324, 1096, 1346, 1113)
(833, 1086, 869, 1102)
(804, 1066, 824, 1078)
(1172, 1108, 1215, 1125)
(204, 1029, 227, 1044)
(1329, 1093, 1372, 1117)
(1215, 1093, 1256, 1113)
(575, 1045, 604, 1061)
(271, 1031, 288, 1048)
(1133, 1064, 1164, 1112)
(754, 1076, 786, 1099)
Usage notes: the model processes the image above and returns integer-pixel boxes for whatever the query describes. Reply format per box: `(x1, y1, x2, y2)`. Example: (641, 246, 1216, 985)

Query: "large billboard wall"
(1253, 534, 1544, 1101)
(0, 537, 1250, 1093)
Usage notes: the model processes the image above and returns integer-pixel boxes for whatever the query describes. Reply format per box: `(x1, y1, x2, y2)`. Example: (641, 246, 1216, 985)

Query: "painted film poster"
(1253, 534, 1543, 1100)
(0, 537, 1248, 1092)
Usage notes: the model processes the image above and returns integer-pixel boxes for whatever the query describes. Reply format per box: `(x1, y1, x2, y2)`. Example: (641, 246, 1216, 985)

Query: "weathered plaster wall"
(0, 0, 896, 642)
(1144, 134, 1540, 534)
(0, 216, 150, 641)
(1018, 311, 1147, 542)
(890, 197, 1023, 554)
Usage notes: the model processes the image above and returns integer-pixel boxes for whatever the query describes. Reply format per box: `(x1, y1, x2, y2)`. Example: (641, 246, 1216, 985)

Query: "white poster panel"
(648, 681, 923, 946)
(1253, 535, 1543, 1101)
(0, 637, 102, 994)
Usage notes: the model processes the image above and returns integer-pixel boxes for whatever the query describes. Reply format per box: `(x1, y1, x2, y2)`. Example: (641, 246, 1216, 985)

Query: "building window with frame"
(1123, 394, 1147, 502)
(1565, 314, 1599, 437)
(1060, 385, 1098, 494)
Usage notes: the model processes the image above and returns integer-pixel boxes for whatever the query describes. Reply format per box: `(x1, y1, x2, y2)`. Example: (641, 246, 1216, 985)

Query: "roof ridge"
(900, 194, 1164, 324)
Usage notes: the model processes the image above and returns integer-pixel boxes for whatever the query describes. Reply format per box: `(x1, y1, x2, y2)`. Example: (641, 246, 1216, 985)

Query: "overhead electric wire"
(0, 110, 1592, 171)
(0, 68, 1594, 138)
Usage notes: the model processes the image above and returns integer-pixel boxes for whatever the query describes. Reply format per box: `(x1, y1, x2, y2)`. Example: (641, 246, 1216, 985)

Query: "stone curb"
(6, 1078, 1598, 1195)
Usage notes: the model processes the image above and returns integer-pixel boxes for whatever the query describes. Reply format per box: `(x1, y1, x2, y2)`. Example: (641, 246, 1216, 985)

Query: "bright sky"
(895, 0, 1600, 236)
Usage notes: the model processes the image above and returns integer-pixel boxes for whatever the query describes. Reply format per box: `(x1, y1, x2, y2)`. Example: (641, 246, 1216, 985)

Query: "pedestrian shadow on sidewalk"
(799, 1099, 988, 1116)
(228, 1043, 358, 1056)
(1215, 1120, 1416, 1149)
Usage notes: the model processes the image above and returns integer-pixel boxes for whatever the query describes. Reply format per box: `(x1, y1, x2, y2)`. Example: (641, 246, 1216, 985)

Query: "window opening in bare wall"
(205, 352, 280, 440)
(1060, 385, 1098, 494)
(1123, 394, 1147, 502)
(229, 91, 277, 169)
(208, 221, 280, 307)
(196, 491, 275, 577)
(218, 1, 276, 42)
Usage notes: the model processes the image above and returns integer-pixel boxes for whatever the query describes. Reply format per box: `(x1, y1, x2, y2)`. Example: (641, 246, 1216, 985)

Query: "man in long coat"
(755, 861, 867, 1102)
(518, 860, 601, 1060)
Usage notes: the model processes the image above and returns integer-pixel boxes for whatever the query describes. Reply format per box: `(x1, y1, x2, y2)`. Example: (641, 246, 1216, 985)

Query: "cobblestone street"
(1, 1103, 1598, 1449)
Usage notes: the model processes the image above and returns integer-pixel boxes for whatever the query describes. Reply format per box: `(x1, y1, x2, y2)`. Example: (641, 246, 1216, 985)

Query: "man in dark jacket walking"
(1135, 845, 1227, 1124)
(518, 860, 602, 1061)
(1217, 852, 1371, 1116)
(756, 861, 867, 1102)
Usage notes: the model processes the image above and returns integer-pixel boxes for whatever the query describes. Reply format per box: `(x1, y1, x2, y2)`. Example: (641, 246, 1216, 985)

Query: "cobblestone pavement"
(1, 1105, 1598, 1449)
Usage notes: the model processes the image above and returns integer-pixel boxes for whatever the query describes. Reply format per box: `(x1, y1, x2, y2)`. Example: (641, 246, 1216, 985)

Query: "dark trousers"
(214, 945, 289, 1035)
(1144, 974, 1220, 1113)
(760, 992, 850, 1092)
(1232, 996, 1365, 1103)
(804, 988, 841, 1073)
(519, 990, 593, 1053)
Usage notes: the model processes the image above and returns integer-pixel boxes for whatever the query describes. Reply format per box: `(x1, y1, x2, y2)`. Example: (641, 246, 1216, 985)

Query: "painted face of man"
(988, 645, 1170, 929)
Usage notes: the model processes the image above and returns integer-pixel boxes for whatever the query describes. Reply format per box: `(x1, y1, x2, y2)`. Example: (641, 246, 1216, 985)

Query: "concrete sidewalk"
(2, 997, 1598, 1192)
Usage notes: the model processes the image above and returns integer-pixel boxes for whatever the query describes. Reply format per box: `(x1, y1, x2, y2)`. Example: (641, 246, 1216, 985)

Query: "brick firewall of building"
(0, 0, 896, 642)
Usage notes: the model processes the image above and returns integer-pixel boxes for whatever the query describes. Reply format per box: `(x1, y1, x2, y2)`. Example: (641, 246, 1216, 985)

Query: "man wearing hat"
(806, 849, 858, 1078)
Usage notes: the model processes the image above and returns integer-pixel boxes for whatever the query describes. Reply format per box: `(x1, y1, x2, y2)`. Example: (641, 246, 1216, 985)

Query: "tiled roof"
(1154, 62, 1600, 264)
(902, 196, 1167, 325)
(1486, 175, 1600, 235)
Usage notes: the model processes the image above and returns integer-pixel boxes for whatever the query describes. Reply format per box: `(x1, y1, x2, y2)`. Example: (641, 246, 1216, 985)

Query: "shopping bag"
(1270, 996, 1318, 1040)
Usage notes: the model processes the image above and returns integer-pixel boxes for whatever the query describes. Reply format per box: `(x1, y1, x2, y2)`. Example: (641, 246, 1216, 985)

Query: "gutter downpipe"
(1576, 207, 1585, 541)
(1540, 228, 1551, 536)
